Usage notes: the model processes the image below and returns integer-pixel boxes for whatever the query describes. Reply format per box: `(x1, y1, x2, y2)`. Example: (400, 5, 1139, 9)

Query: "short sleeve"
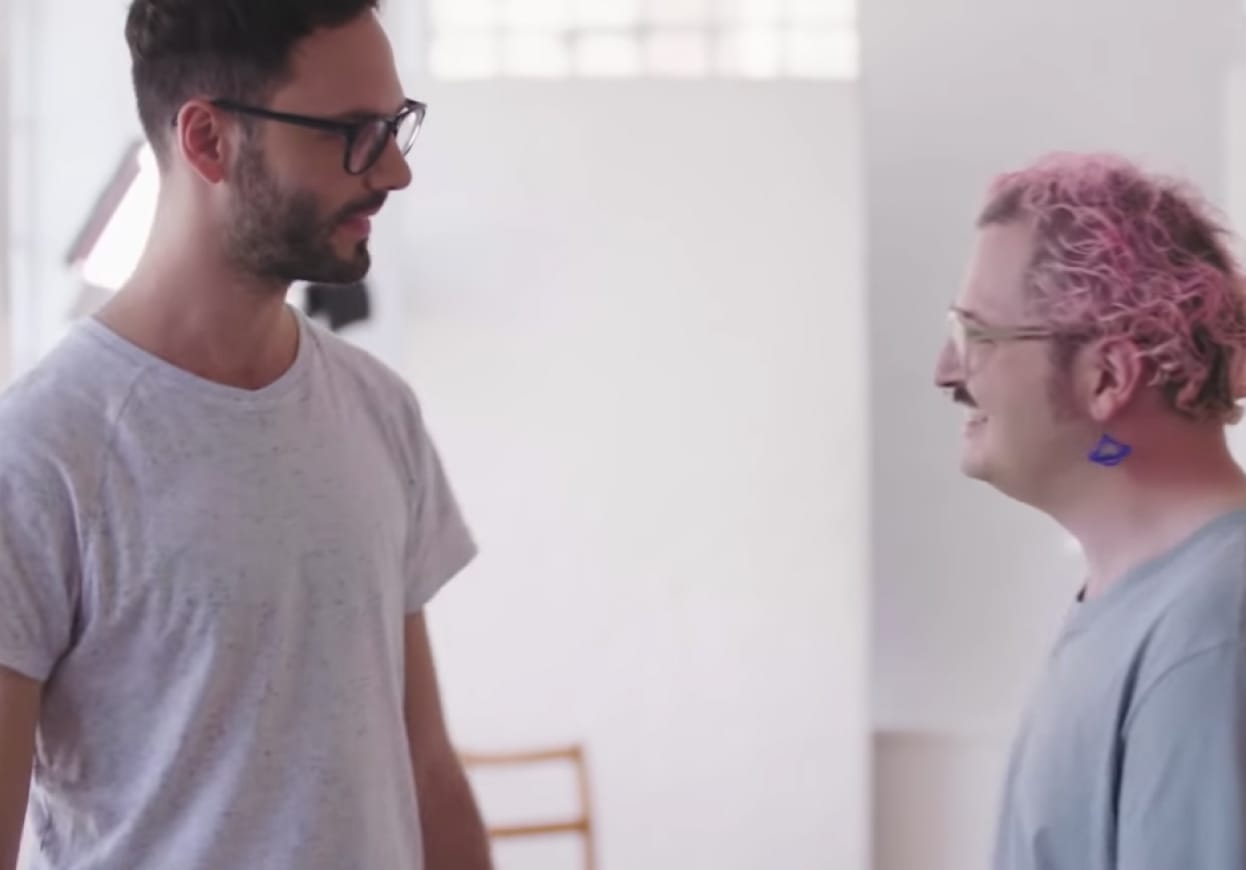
(1117, 642, 1246, 869)
(403, 402, 476, 612)
(0, 452, 79, 681)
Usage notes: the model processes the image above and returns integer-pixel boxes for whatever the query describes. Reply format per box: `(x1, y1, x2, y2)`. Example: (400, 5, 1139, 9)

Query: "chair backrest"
(458, 744, 597, 870)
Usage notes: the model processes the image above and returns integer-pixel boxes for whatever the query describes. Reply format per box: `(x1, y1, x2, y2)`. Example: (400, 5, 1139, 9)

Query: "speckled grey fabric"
(0, 308, 476, 869)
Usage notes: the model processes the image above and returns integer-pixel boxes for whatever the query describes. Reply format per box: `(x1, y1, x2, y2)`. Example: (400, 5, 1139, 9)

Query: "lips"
(338, 206, 383, 237)
(336, 197, 387, 232)
(340, 214, 372, 236)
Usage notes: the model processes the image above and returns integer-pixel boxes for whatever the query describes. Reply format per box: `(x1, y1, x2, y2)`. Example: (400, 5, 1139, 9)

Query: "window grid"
(427, 0, 857, 80)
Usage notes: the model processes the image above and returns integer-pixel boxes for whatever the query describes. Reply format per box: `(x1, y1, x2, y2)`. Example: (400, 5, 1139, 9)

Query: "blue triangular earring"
(1088, 434, 1132, 467)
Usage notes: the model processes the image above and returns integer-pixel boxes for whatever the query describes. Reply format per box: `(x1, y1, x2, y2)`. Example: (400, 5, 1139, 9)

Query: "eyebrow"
(951, 305, 987, 324)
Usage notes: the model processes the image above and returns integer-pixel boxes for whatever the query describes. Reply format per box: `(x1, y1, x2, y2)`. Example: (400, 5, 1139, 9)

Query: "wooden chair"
(458, 744, 597, 870)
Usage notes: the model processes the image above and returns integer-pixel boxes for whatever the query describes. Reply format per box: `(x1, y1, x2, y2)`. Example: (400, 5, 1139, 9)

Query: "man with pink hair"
(935, 153, 1246, 868)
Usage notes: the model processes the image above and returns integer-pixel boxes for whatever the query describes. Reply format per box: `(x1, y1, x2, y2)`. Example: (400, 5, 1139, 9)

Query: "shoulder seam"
(79, 364, 153, 570)
(1123, 639, 1246, 732)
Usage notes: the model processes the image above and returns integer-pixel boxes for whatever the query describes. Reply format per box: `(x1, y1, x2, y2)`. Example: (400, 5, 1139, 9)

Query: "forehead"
(275, 12, 405, 114)
(957, 220, 1036, 321)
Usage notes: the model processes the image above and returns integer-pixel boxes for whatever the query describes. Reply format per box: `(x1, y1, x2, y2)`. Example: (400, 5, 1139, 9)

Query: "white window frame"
(422, 0, 858, 81)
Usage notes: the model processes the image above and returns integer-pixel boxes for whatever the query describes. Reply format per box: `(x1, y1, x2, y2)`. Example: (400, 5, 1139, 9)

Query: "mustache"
(333, 194, 387, 225)
(951, 384, 976, 407)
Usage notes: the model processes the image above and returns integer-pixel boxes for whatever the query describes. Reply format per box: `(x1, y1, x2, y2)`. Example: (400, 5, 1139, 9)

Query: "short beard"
(226, 136, 372, 288)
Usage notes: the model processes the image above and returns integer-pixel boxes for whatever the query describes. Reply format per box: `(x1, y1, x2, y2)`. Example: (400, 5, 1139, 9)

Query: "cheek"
(988, 382, 1082, 457)
(265, 140, 352, 206)
(970, 370, 1052, 432)
(270, 127, 342, 170)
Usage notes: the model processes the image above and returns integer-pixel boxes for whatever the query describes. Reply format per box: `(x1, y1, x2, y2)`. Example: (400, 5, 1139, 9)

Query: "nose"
(934, 338, 964, 390)
(367, 135, 414, 193)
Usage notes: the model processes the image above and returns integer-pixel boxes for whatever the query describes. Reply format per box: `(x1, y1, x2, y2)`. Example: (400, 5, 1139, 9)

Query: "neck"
(1048, 430, 1246, 598)
(97, 195, 299, 391)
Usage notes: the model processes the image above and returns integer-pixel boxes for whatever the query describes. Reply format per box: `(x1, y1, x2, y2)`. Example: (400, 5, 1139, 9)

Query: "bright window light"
(645, 31, 711, 78)
(645, 0, 712, 27)
(427, 0, 857, 80)
(788, 0, 854, 25)
(717, 26, 782, 78)
(69, 142, 305, 318)
(574, 33, 642, 76)
(502, 32, 572, 77)
(431, 32, 503, 79)
(786, 26, 857, 78)
(722, 0, 784, 24)
(500, 0, 570, 30)
(571, 0, 640, 28)
(79, 144, 159, 293)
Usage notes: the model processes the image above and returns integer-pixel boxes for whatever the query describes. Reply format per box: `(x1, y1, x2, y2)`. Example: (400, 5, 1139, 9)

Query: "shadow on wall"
(873, 731, 1011, 870)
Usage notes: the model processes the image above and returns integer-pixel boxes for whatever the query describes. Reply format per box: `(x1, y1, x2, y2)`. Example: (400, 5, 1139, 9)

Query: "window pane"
(788, 0, 856, 26)
(502, 32, 573, 75)
(720, 0, 784, 25)
(645, 30, 710, 76)
(81, 148, 160, 293)
(422, 0, 860, 80)
(573, 33, 641, 76)
(429, 0, 498, 30)
(717, 26, 781, 78)
(641, 0, 710, 26)
(500, 0, 571, 30)
(430, 33, 502, 79)
(784, 26, 857, 78)
(572, 0, 641, 28)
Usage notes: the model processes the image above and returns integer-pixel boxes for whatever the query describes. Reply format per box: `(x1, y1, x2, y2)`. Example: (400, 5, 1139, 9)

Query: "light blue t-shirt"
(0, 308, 477, 869)
(994, 509, 1246, 869)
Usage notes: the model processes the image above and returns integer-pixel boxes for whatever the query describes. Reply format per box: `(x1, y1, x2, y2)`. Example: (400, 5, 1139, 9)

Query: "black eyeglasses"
(208, 98, 426, 175)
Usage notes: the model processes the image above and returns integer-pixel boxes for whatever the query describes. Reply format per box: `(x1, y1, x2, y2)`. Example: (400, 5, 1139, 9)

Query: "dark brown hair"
(125, 0, 380, 159)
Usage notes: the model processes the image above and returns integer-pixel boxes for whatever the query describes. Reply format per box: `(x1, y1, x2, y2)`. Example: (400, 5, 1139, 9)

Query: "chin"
(960, 454, 991, 482)
(301, 254, 370, 286)
(960, 443, 1012, 491)
(958, 429, 987, 475)
(961, 452, 1044, 507)
(958, 418, 996, 480)
(339, 244, 371, 282)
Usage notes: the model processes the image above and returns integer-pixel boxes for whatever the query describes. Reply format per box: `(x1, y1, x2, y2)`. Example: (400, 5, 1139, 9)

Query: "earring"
(1088, 434, 1132, 467)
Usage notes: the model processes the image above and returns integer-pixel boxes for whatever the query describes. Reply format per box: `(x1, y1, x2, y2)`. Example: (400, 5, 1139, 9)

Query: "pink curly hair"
(978, 153, 1246, 424)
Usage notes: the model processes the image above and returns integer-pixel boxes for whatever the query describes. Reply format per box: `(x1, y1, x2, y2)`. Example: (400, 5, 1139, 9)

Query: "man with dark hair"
(0, 3, 492, 868)
(936, 153, 1246, 868)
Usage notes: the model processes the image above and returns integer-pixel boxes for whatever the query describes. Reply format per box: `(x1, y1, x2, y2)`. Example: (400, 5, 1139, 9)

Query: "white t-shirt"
(0, 308, 477, 869)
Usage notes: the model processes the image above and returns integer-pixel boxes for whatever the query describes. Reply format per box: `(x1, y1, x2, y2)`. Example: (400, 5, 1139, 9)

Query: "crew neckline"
(1061, 507, 1246, 638)
(77, 304, 314, 408)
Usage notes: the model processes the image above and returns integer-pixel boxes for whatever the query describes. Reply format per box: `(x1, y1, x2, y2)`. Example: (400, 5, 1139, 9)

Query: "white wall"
(0, 0, 11, 387)
(390, 82, 869, 870)
(862, 0, 1241, 866)
(7, 0, 139, 375)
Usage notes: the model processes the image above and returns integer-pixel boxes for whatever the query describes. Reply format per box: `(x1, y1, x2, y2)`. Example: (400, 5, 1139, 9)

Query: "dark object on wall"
(304, 281, 371, 332)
